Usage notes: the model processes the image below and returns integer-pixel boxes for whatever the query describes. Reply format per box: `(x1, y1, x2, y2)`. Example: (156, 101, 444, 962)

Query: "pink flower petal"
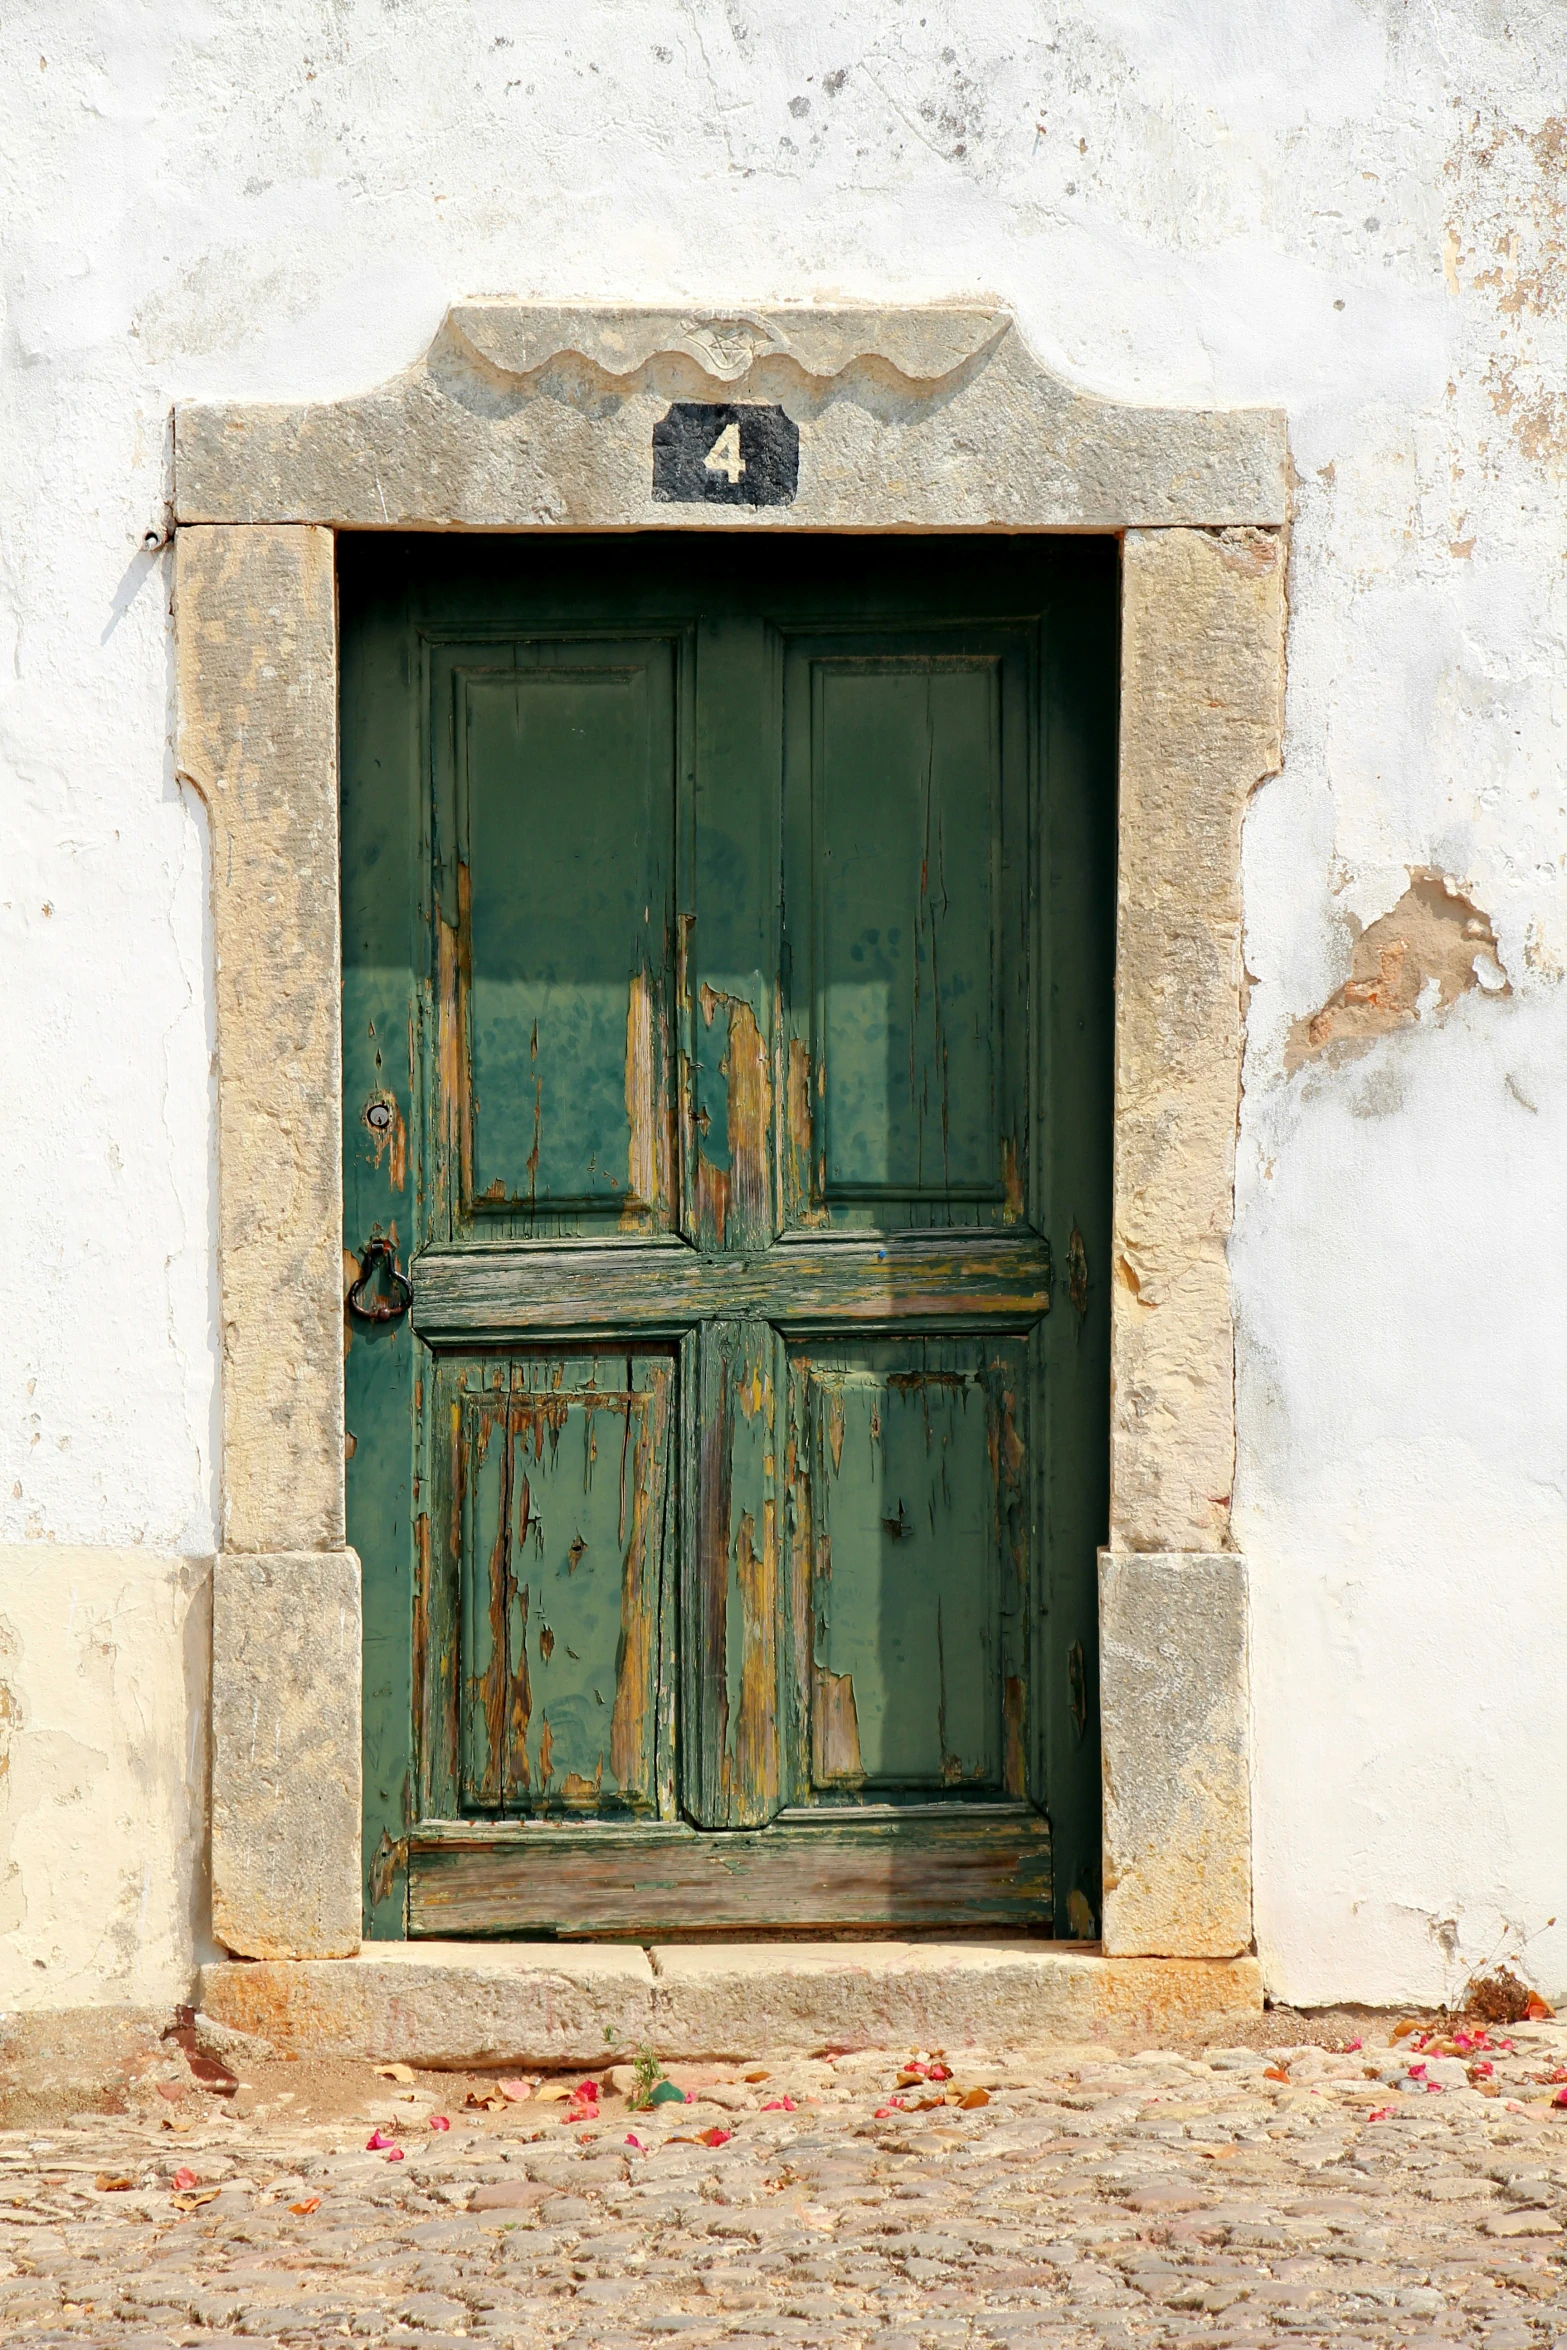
(430, 2115, 450, 2131)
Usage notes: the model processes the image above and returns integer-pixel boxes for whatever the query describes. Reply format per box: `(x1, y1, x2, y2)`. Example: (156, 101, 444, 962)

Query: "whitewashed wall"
(2, 0, 1563, 2011)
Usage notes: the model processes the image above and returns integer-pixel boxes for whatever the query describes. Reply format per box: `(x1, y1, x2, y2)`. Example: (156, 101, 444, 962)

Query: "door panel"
(436, 1352, 673, 1819)
(342, 532, 1117, 1942)
(791, 1338, 1027, 1800)
(435, 641, 681, 1238)
(782, 636, 1031, 1233)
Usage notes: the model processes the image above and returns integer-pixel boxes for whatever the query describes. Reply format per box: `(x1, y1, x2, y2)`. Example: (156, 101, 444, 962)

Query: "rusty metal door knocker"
(348, 1235, 413, 1322)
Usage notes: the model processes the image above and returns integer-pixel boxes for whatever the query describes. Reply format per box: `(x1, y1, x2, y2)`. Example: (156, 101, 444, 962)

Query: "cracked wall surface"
(4, 0, 1567, 2008)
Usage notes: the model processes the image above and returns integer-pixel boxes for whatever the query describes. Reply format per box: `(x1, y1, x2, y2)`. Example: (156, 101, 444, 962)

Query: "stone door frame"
(173, 303, 1284, 1965)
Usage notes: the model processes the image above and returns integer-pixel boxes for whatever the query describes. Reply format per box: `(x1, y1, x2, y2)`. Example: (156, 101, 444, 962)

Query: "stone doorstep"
(197, 1942, 1262, 2066)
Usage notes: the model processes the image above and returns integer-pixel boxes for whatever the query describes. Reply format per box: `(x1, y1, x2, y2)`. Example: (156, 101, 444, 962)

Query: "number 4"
(704, 420, 745, 485)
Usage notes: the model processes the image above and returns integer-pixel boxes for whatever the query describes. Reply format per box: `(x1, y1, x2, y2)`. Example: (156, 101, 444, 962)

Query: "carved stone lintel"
(174, 302, 1287, 533)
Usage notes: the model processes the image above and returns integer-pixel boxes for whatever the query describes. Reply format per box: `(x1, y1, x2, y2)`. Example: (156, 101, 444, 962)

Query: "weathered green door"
(342, 533, 1115, 1939)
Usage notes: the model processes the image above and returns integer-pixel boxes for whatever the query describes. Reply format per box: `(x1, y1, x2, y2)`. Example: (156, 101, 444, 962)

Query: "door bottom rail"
(407, 1809, 1052, 1939)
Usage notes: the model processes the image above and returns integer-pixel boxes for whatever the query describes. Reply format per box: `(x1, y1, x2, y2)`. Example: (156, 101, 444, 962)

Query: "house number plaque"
(652, 403, 799, 506)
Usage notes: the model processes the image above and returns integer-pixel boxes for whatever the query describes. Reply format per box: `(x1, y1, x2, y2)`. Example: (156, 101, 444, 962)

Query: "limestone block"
(174, 303, 1288, 533)
(210, 1552, 362, 1959)
(198, 1939, 1260, 2062)
(175, 525, 344, 1555)
(1113, 528, 1285, 1552)
(200, 1941, 659, 2063)
(649, 1941, 1260, 2054)
(1099, 1550, 1252, 1959)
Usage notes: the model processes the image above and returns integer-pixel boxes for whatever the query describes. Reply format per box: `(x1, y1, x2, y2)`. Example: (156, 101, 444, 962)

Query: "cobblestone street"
(3, 2012, 1567, 2348)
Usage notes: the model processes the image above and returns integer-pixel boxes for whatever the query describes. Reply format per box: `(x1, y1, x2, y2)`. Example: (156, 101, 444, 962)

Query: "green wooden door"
(341, 533, 1116, 1940)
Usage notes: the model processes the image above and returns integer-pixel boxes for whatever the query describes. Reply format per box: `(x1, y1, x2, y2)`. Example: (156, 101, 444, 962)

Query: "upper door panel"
(782, 631, 1034, 1235)
(432, 637, 682, 1240)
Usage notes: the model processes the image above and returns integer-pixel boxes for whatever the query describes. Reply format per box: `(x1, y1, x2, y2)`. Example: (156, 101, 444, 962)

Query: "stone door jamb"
(172, 303, 1286, 1964)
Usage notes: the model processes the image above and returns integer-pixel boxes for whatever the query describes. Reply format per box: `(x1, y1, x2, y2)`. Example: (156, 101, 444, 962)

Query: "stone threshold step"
(199, 1942, 1261, 2065)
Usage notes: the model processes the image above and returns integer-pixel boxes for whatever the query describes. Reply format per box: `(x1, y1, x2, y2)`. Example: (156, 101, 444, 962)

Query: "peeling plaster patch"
(1447, 111, 1567, 475)
(1286, 870, 1509, 1072)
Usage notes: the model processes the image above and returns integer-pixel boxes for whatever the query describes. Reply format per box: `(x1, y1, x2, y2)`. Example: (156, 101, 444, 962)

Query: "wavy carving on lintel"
(442, 302, 1011, 389)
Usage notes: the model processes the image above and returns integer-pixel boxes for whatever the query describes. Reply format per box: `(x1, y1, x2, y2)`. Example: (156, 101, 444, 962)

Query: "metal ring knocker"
(347, 1235, 413, 1322)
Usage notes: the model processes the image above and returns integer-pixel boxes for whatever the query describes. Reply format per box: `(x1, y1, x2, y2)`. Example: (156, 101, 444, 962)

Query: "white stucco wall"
(0, 1551, 211, 2010)
(2, 0, 1563, 2009)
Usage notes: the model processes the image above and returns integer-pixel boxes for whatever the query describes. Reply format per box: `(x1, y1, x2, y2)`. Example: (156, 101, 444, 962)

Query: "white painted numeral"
(704, 421, 745, 484)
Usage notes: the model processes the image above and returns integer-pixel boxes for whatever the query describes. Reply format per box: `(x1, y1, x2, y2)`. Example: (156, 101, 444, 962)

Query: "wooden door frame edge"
(171, 303, 1286, 1966)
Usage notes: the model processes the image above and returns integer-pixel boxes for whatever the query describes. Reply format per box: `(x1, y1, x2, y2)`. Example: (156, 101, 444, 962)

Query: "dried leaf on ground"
(289, 2196, 322, 2215)
(374, 2063, 417, 2084)
(95, 2175, 134, 2193)
(1464, 1967, 1551, 2026)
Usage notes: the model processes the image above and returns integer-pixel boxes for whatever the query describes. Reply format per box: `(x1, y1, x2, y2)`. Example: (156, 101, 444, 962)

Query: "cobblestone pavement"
(4, 2014, 1567, 2348)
